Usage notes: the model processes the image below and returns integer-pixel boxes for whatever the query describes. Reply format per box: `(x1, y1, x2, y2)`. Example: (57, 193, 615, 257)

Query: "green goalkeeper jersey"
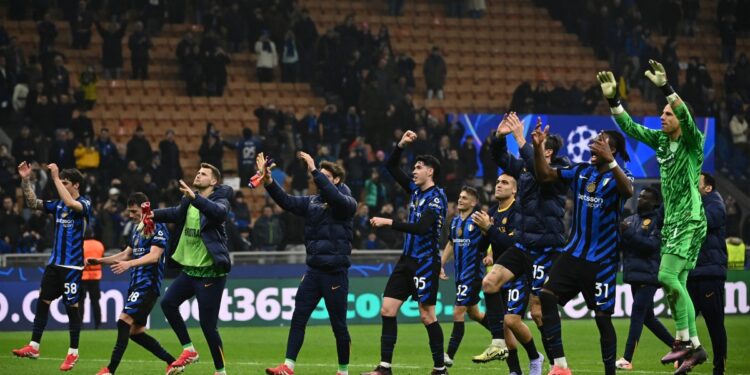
(613, 103, 706, 226)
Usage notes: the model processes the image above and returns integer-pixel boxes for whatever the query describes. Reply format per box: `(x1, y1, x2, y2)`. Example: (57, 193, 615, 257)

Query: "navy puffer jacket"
(690, 191, 727, 281)
(491, 135, 569, 250)
(266, 170, 357, 272)
(620, 209, 662, 285)
(153, 184, 234, 273)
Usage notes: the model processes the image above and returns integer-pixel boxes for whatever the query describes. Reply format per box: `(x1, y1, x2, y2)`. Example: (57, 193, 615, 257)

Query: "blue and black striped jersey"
(450, 212, 484, 285)
(128, 223, 169, 293)
(404, 184, 448, 259)
(44, 197, 92, 268)
(558, 163, 633, 264)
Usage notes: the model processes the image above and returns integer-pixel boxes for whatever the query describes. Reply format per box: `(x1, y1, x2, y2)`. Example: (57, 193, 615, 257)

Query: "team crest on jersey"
(61, 211, 68, 218)
(501, 217, 507, 224)
(468, 223, 474, 232)
(642, 218, 652, 229)
(669, 141, 679, 152)
(586, 182, 597, 193)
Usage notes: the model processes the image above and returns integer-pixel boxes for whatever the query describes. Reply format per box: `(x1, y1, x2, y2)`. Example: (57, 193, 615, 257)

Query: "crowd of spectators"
(1, 0, 750, 255)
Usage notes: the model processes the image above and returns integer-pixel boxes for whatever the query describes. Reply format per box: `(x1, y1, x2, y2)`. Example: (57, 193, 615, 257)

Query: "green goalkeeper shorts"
(660, 220, 707, 270)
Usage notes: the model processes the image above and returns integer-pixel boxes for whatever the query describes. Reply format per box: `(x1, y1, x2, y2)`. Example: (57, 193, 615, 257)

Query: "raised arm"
(531, 124, 560, 183)
(491, 113, 526, 177)
(597, 71, 661, 149)
(386, 131, 417, 192)
(516, 117, 541, 174)
(48, 164, 84, 212)
(257, 152, 311, 216)
(175, 179, 230, 222)
(18, 162, 44, 210)
(191, 193, 230, 222)
(589, 136, 634, 198)
(643, 60, 704, 144)
(312, 170, 357, 216)
(299, 151, 357, 217)
(152, 205, 182, 223)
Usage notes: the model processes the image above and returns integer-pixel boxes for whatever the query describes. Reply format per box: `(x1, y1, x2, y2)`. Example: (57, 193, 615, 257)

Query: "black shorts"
(502, 277, 530, 316)
(454, 278, 482, 306)
(495, 246, 533, 280)
(40, 265, 82, 306)
(384, 255, 440, 305)
(544, 252, 617, 314)
(123, 289, 159, 326)
(529, 249, 561, 296)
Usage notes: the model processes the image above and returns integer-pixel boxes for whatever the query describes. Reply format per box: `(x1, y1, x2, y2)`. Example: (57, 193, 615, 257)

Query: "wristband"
(606, 97, 621, 108)
(659, 83, 675, 97)
(610, 104, 625, 115)
(607, 160, 618, 171)
(666, 92, 680, 105)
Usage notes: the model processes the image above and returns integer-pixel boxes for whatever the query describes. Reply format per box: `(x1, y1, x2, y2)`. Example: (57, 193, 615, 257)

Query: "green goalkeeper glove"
(644, 59, 668, 87)
(644, 59, 676, 97)
(597, 71, 617, 99)
(597, 71, 620, 107)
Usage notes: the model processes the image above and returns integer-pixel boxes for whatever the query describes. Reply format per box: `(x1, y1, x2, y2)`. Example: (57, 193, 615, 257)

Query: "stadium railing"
(1, 250, 405, 267)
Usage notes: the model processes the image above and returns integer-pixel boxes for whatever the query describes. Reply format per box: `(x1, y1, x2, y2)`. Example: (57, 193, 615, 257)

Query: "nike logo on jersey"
(705, 292, 715, 298)
(596, 301, 608, 306)
(331, 285, 341, 291)
(204, 283, 213, 288)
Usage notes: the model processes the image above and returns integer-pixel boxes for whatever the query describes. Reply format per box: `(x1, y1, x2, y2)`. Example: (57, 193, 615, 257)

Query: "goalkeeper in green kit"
(597, 60, 708, 375)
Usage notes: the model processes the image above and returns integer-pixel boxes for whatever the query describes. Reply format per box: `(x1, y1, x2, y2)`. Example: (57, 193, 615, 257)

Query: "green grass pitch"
(2, 316, 749, 374)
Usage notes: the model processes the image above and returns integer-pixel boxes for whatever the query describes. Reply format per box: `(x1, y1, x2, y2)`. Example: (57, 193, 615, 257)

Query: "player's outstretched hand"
(111, 260, 131, 274)
(17, 161, 32, 179)
(178, 179, 196, 200)
(398, 130, 417, 148)
(369, 217, 392, 228)
(531, 122, 549, 147)
(495, 113, 511, 136)
(483, 254, 494, 266)
(439, 267, 448, 280)
(471, 211, 492, 231)
(47, 163, 59, 180)
(596, 71, 617, 99)
(506, 112, 525, 139)
(297, 151, 316, 172)
(590, 133, 615, 163)
(644, 59, 667, 87)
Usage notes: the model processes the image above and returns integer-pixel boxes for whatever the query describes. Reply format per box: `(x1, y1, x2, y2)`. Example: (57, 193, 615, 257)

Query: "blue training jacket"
(690, 191, 728, 281)
(620, 209, 662, 285)
(153, 184, 234, 273)
(266, 169, 357, 272)
(491, 135, 569, 250)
